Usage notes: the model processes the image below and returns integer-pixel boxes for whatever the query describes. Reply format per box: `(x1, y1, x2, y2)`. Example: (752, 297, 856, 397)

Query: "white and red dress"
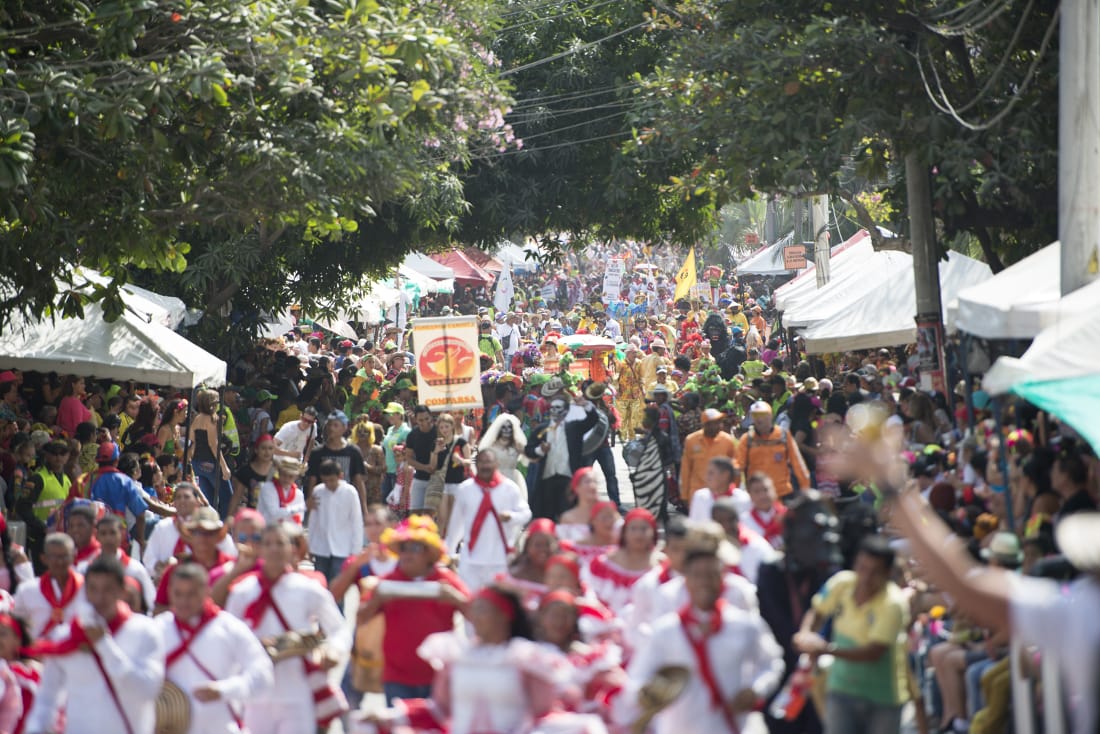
(581, 554, 654, 617)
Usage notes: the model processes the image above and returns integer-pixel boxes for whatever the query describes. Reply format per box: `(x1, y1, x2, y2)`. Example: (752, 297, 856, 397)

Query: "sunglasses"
(398, 542, 427, 553)
(237, 532, 263, 544)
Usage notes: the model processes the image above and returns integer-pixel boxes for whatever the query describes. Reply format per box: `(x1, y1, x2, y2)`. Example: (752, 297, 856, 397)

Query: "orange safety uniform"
(679, 429, 738, 502)
(733, 425, 810, 497)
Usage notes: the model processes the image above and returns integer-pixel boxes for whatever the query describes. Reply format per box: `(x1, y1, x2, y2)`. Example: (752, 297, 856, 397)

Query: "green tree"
(0, 0, 512, 327)
(627, 0, 1059, 269)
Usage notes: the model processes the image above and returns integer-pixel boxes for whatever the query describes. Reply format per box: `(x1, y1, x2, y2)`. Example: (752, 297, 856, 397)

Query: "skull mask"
(548, 398, 568, 422)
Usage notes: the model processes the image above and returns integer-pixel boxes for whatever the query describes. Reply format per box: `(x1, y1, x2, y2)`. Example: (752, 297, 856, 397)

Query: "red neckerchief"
(242, 568, 290, 629)
(74, 538, 102, 564)
(467, 472, 506, 552)
(273, 478, 297, 508)
(171, 518, 191, 557)
(194, 551, 233, 572)
(657, 559, 675, 585)
(166, 598, 221, 667)
(678, 598, 740, 734)
(39, 570, 83, 635)
(749, 504, 786, 543)
(25, 601, 132, 658)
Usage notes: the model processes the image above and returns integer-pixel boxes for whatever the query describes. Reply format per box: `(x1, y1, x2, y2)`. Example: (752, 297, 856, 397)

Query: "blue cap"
(328, 410, 349, 426)
(731, 326, 743, 336)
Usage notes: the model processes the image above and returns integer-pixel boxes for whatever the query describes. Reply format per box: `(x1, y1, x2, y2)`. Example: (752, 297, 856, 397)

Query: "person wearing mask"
(25, 557, 164, 734)
(794, 535, 911, 734)
(734, 402, 810, 500)
(526, 394, 574, 521)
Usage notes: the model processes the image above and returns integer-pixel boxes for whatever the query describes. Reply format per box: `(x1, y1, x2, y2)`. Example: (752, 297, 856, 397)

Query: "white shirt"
(627, 569, 758, 649)
(734, 528, 777, 586)
(225, 572, 347, 707)
(256, 480, 308, 526)
(13, 574, 88, 641)
(445, 476, 531, 567)
(688, 487, 752, 525)
(142, 519, 238, 574)
(307, 480, 364, 557)
(739, 507, 785, 550)
(27, 611, 164, 734)
(604, 318, 622, 340)
(538, 421, 571, 479)
(615, 604, 783, 734)
(77, 549, 156, 613)
(1010, 575, 1100, 734)
(273, 420, 315, 460)
(155, 609, 275, 734)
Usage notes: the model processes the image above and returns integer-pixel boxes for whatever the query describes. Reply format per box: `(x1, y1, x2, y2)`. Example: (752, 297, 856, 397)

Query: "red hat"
(96, 442, 120, 464)
(590, 501, 618, 522)
(545, 555, 581, 584)
(527, 518, 557, 538)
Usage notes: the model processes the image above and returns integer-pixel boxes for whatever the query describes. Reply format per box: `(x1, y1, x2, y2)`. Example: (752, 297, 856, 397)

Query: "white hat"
(749, 401, 772, 415)
(1055, 512, 1100, 571)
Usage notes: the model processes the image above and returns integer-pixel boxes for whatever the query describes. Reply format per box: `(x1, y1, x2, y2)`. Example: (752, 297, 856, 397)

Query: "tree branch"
(836, 189, 911, 252)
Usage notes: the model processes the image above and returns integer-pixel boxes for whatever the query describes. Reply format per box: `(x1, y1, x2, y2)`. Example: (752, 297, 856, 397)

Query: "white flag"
(494, 259, 514, 313)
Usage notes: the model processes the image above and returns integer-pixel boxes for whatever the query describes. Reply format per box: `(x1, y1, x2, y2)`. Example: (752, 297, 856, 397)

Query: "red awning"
(462, 248, 504, 275)
(429, 250, 495, 286)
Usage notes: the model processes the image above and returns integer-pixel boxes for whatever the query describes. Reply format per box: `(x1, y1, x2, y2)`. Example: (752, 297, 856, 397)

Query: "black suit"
(525, 419, 571, 519)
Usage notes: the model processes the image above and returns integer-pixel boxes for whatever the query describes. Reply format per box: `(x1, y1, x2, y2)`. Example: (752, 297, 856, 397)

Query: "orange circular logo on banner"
(419, 336, 476, 386)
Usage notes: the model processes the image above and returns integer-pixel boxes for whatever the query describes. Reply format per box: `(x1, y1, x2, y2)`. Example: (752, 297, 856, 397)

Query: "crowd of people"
(0, 241, 1091, 734)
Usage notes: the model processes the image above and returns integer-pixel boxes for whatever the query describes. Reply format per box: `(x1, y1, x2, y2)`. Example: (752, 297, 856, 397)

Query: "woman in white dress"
(556, 468, 606, 545)
(479, 413, 528, 503)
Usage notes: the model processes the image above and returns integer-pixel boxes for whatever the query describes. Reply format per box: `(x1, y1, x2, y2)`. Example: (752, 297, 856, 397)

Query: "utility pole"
(906, 151, 947, 394)
(812, 195, 831, 288)
(1060, 0, 1100, 295)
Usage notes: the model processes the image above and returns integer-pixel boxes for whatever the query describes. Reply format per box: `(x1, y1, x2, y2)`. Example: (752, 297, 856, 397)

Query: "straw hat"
(155, 680, 191, 734)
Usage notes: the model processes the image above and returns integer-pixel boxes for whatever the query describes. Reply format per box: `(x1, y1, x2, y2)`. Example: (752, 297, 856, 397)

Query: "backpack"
(742, 425, 788, 478)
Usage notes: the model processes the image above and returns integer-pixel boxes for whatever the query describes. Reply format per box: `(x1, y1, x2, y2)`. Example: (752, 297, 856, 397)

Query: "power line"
(509, 82, 641, 111)
(494, 0, 625, 34)
(498, 20, 650, 77)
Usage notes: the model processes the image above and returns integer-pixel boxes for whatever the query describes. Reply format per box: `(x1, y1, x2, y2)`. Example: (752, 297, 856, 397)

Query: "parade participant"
(616, 345, 646, 439)
(584, 508, 660, 615)
(446, 448, 531, 592)
(557, 468, 606, 544)
(67, 504, 101, 566)
(526, 394, 574, 520)
(571, 501, 620, 567)
(639, 339, 671, 391)
(0, 606, 41, 734)
(794, 535, 911, 734)
(734, 402, 810, 499)
(154, 508, 236, 614)
(0, 517, 30, 597)
(256, 456, 306, 526)
(710, 497, 777, 585)
(358, 515, 469, 704)
(616, 547, 784, 734)
(76, 515, 156, 613)
(25, 557, 165, 734)
(143, 483, 236, 580)
(688, 456, 751, 527)
(227, 433, 275, 515)
(740, 473, 788, 550)
(226, 522, 349, 733)
(680, 409, 738, 506)
(504, 518, 559, 589)
(629, 407, 675, 518)
(13, 534, 84, 641)
(756, 491, 840, 734)
(479, 412, 527, 502)
(157, 563, 274, 734)
(372, 587, 569, 734)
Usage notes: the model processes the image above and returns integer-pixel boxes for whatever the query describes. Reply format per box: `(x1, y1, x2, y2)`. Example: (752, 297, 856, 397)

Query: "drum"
(633, 665, 691, 734)
(155, 680, 191, 734)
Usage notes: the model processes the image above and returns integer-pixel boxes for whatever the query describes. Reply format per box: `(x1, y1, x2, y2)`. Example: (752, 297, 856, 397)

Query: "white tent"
(496, 241, 541, 272)
(799, 251, 993, 353)
(0, 305, 226, 387)
(947, 241, 1062, 340)
(736, 234, 805, 276)
(76, 269, 188, 330)
(781, 249, 912, 329)
(402, 253, 454, 281)
(398, 266, 453, 294)
(774, 230, 877, 312)
(982, 277, 1100, 393)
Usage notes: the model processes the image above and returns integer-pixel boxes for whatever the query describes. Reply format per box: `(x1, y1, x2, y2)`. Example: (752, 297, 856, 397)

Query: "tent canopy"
(948, 241, 1061, 339)
(463, 248, 504, 275)
(773, 230, 876, 312)
(76, 269, 188, 330)
(429, 250, 495, 286)
(736, 233, 805, 276)
(496, 242, 540, 272)
(0, 305, 225, 387)
(402, 252, 455, 281)
(398, 266, 453, 294)
(781, 249, 912, 329)
(799, 251, 993, 353)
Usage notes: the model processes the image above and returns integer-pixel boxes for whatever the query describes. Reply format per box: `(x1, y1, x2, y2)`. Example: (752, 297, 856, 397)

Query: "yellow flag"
(673, 247, 697, 301)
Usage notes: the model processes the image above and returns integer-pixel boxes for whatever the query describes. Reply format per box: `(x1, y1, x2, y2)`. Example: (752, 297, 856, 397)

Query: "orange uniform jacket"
(733, 425, 810, 497)
(679, 430, 738, 502)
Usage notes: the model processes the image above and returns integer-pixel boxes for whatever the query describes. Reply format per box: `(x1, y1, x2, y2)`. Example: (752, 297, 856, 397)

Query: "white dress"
(493, 444, 528, 503)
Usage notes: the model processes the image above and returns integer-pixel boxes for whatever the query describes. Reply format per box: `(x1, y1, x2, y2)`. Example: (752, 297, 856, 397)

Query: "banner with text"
(412, 316, 484, 412)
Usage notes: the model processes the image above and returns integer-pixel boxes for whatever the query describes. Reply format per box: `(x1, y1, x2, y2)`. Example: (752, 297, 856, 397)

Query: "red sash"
(678, 599, 740, 734)
(39, 571, 83, 636)
(241, 568, 290, 629)
(657, 559, 674, 585)
(274, 479, 297, 507)
(749, 505, 786, 544)
(166, 600, 244, 728)
(74, 538, 101, 565)
(25, 601, 136, 734)
(467, 472, 510, 553)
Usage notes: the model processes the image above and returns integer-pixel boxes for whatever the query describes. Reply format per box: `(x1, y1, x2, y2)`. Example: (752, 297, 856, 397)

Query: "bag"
(501, 328, 513, 352)
(424, 469, 445, 513)
(623, 439, 645, 469)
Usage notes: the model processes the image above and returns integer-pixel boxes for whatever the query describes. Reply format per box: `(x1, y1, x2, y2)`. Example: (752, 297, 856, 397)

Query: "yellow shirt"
(275, 405, 301, 430)
(812, 571, 911, 707)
